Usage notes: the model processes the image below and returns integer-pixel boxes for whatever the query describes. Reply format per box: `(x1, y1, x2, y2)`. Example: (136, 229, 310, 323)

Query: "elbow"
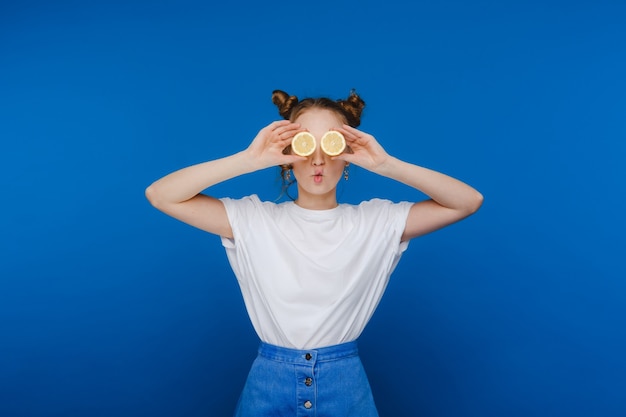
(144, 183, 162, 208)
(467, 190, 484, 215)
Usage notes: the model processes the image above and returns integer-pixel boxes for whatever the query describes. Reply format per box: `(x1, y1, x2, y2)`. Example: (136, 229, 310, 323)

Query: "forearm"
(376, 156, 483, 213)
(145, 150, 258, 206)
(146, 120, 303, 209)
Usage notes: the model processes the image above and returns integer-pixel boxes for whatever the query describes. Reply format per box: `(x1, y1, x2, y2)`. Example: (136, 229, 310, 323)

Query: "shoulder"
(220, 194, 261, 206)
(357, 198, 394, 208)
(355, 198, 413, 214)
(219, 195, 285, 242)
(346, 199, 413, 229)
(221, 194, 274, 209)
(220, 194, 286, 218)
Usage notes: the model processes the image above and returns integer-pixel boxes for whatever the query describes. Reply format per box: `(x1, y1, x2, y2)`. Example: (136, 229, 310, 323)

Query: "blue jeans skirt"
(234, 341, 379, 417)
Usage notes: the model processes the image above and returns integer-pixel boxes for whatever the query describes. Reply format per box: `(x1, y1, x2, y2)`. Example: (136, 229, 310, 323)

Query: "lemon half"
(320, 131, 346, 156)
(291, 132, 317, 156)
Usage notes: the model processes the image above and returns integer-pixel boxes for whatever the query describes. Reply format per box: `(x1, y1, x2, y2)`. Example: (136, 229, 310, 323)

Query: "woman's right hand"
(245, 120, 306, 169)
(145, 120, 305, 238)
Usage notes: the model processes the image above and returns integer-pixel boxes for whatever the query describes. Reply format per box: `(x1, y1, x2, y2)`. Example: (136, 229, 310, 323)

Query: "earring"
(343, 166, 349, 181)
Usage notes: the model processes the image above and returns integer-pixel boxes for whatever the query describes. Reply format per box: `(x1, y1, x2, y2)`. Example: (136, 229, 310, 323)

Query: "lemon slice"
(320, 131, 346, 156)
(291, 132, 317, 156)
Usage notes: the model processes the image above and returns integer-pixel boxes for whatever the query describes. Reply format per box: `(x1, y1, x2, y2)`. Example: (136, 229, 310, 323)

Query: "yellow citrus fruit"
(320, 131, 346, 156)
(291, 132, 317, 156)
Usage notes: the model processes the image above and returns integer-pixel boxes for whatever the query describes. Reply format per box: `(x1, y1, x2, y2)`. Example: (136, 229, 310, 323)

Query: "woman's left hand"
(335, 124, 391, 172)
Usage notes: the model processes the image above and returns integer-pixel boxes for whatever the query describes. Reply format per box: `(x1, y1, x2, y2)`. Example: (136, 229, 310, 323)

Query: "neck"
(294, 188, 338, 210)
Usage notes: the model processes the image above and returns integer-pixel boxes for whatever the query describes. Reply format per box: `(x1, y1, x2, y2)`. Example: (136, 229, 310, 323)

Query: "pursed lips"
(313, 170, 323, 183)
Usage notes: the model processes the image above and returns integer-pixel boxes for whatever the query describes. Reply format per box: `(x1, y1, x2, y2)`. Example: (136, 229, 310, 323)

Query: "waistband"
(258, 341, 359, 365)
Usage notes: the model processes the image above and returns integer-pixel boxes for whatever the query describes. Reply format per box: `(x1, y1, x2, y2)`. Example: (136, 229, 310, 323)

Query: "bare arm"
(337, 125, 483, 241)
(145, 121, 304, 238)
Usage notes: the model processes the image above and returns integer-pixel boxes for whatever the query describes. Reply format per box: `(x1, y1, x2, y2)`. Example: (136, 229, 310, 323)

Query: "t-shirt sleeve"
(365, 198, 414, 254)
(396, 201, 414, 253)
(219, 194, 261, 249)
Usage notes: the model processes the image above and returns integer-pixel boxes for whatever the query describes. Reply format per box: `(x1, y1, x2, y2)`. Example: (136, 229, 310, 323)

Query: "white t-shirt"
(220, 194, 413, 350)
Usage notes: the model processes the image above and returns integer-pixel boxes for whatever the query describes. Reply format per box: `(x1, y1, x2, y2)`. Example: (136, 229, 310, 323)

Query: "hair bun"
(338, 89, 365, 127)
(272, 90, 299, 119)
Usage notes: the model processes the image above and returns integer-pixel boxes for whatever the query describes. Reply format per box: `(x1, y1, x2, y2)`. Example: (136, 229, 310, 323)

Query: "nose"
(310, 140, 325, 166)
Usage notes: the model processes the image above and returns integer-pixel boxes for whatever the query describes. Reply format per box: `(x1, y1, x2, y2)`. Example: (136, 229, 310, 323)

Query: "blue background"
(2, 0, 625, 416)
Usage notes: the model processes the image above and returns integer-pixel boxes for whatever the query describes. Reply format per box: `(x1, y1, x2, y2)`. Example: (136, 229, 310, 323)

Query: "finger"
(276, 129, 305, 148)
(273, 123, 301, 139)
(280, 154, 307, 165)
(277, 138, 295, 151)
(339, 125, 371, 145)
(259, 121, 291, 138)
(341, 124, 364, 133)
(272, 121, 299, 130)
(336, 125, 361, 140)
(269, 120, 292, 130)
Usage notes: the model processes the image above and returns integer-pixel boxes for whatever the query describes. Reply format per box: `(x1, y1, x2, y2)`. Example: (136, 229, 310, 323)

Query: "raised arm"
(337, 124, 483, 241)
(145, 120, 304, 238)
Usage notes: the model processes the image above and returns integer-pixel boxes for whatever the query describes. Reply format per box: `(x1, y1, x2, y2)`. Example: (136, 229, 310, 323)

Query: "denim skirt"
(234, 341, 379, 417)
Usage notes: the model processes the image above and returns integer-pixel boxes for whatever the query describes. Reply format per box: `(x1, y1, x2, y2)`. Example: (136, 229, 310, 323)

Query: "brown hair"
(273, 89, 365, 200)
(271, 89, 365, 128)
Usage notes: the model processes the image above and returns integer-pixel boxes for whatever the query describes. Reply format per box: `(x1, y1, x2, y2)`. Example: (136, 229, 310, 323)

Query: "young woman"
(145, 89, 483, 416)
